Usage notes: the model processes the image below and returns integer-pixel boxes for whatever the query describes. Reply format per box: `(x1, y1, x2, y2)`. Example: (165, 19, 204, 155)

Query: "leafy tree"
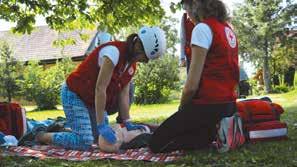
(55, 57, 76, 79)
(271, 35, 297, 86)
(0, 41, 23, 102)
(232, 0, 296, 93)
(134, 55, 179, 104)
(19, 61, 48, 109)
(159, 16, 179, 55)
(20, 59, 75, 110)
(0, 0, 165, 34)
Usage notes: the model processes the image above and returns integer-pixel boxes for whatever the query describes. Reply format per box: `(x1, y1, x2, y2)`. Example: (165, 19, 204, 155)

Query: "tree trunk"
(6, 84, 12, 102)
(263, 38, 272, 93)
(5, 87, 12, 102)
(284, 66, 295, 86)
(8, 93, 12, 102)
(272, 57, 280, 86)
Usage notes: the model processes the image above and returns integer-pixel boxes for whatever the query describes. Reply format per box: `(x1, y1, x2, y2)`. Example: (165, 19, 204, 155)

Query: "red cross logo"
(229, 33, 234, 41)
(225, 27, 236, 48)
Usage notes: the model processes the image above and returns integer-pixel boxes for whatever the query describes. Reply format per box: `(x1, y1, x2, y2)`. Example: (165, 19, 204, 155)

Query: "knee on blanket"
(77, 136, 94, 150)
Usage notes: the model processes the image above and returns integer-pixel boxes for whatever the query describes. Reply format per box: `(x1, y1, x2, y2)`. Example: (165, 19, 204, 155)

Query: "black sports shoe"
(47, 121, 69, 132)
(120, 133, 152, 150)
(18, 125, 47, 146)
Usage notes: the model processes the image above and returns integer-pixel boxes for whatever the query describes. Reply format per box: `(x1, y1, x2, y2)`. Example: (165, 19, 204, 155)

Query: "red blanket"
(1, 145, 183, 162)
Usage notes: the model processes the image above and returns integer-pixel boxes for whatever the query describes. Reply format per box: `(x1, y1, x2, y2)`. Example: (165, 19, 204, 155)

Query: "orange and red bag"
(0, 102, 27, 139)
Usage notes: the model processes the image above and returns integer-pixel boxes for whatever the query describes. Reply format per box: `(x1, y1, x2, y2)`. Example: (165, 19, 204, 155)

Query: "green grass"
(1, 90, 297, 167)
(25, 101, 180, 123)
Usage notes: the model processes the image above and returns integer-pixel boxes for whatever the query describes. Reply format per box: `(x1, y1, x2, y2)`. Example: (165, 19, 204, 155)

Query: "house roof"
(0, 26, 97, 63)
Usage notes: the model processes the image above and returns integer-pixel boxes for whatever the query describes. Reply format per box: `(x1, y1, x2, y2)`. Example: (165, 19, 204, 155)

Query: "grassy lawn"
(25, 100, 180, 124)
(1, 90, 297, 166)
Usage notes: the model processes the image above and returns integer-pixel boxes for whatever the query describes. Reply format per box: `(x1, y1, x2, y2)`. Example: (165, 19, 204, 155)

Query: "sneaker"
(47, 121, 69, 132)
(18, 125, 47, 146)
(120, 133, 152, 150)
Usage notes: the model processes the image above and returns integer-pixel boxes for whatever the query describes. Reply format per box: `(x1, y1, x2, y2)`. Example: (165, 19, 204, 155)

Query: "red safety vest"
(66, 41, 136, 110)
(192, 18, 239, 104)
(183, 13, 195, 61)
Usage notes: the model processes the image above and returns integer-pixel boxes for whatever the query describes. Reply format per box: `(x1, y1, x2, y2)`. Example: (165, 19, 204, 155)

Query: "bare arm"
(179, 45, 207, 107)
(95, 57, 114, 125)
(118, 82, 131, 121)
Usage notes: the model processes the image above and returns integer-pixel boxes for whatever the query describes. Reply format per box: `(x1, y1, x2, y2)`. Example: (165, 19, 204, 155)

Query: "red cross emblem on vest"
(225, 27, 236, 48)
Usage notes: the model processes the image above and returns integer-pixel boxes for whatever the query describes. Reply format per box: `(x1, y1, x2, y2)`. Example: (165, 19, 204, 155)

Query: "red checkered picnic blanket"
(1, 145, 183, 162)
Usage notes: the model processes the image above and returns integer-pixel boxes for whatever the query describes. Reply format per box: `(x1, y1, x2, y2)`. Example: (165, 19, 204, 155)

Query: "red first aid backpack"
(216, 113, 246, 153)
(0, 102, 27, 139)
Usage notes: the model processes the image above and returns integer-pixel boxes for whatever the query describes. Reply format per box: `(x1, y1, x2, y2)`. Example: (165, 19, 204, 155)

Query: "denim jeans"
(52, 83, 94, 150)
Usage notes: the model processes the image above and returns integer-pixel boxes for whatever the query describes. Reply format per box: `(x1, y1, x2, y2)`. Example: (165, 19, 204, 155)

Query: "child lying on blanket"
(99, 124, 151, 153)
(18, 123, 151, 153)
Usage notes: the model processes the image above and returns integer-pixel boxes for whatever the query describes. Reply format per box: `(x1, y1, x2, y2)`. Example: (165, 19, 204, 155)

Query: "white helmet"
(96, 32, 112, 46)
(138, 26, 166, 60)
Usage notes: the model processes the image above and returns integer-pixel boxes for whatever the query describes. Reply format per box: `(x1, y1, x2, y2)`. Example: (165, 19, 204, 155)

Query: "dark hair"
(126, 33, 139, 62)
(181, 0, 192, 4)
(185, 0, 230, 22)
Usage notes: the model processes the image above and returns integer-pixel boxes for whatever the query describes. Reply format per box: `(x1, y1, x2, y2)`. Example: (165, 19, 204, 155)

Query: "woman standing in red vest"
(149, 0, 239, 153)
(34, 26, 166, 150)
(179, 12, 195, 72)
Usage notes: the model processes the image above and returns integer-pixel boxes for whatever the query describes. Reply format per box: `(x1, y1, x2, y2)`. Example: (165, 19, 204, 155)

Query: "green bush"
(134, 55, 180, 104)
(249, 79, 265, 95)
(19, 58, 75, 110)
(272, 85, 290, 93)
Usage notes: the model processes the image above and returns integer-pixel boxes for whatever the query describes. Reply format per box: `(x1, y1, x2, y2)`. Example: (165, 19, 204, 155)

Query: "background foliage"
(134, 55, 180, 104)
(0, 0, 165, 34)
(0, 41, 23, 102)
(19, 59, 75, 110)
(232, 0, 297, 93)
